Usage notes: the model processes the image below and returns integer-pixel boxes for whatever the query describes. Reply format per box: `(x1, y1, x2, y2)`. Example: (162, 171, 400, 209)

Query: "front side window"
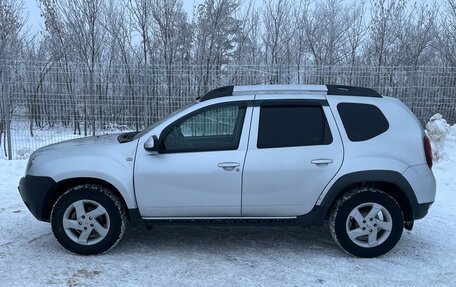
(161, 104, 247, 152)
(257, 105, 332, 149)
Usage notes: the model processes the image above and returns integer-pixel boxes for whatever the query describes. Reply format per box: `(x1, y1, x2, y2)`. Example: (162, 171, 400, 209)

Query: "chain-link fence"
(1, 62, 455, 159)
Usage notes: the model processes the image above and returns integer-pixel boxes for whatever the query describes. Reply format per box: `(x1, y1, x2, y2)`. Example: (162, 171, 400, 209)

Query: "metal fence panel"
(0, 62, 455, 159)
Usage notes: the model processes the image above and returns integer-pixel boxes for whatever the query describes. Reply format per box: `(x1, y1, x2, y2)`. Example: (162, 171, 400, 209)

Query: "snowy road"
(1, 156, 455, 286)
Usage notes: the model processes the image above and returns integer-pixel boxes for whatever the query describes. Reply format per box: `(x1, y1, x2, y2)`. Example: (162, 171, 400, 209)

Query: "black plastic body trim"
(319, 170, 424, 220)
(326, 85, 382, 98)
(19, 172, 427, 226)
(18, 175, 56, 221)
(117, 131, 140, 143)
(19, 175, 149, 225)
(135, 206, 325, 227)
(414, 202, 433, 220)
(198, 85, 382, 102)
(127, 208, 144, 225)
(198, 85, 234, 102)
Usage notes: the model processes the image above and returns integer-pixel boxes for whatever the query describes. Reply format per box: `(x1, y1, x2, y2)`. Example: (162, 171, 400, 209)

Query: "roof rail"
(233, 85, 327, 96)
(198, 85, 328, 101)
(198, 84, 382, 102)
(326, 85, 382, 98)
(198, 85, 234, 102)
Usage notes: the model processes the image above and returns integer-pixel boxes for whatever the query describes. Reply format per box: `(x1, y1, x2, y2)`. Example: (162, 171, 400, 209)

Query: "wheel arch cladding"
(320, 170, 418, 224)
(43, 178, 131, 222)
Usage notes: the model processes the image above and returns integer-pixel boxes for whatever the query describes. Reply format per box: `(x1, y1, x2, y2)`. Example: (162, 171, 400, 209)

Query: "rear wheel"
(329, 188, 404, 258)
(51, 184, 127, 255)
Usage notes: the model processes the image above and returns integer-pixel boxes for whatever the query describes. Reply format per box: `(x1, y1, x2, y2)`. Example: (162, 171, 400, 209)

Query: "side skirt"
(127, 206, 327, 227)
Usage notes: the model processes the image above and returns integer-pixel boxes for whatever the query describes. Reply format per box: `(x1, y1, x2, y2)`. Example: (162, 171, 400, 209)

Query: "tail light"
(423, 135, 433, 169)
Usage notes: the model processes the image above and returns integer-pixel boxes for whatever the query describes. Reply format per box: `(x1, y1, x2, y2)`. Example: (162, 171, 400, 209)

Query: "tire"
(51, 184, 127, 255)
(329, 187, 404, 258)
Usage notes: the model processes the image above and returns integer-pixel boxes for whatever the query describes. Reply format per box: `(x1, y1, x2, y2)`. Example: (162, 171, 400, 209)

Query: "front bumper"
(18, 175, 56, 221)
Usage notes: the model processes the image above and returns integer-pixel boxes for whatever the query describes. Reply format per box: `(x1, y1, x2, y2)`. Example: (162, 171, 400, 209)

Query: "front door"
(135, 102, 252, 217)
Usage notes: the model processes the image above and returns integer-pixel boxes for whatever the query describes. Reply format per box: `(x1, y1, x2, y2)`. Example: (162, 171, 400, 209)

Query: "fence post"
(143, 64, 148, 128)
(1, 65, 13, 160)
(406, 69, 415, 109)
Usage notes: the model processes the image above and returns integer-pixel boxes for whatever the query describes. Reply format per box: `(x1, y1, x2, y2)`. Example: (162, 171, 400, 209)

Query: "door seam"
(241, 96, 256, 216)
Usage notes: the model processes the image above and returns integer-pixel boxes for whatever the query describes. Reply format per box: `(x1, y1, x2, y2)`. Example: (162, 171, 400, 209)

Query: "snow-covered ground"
(1, 118, 455, 286)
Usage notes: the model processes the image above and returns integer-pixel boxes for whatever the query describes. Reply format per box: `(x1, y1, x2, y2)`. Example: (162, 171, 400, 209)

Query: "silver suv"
(19, 85, 436, 257)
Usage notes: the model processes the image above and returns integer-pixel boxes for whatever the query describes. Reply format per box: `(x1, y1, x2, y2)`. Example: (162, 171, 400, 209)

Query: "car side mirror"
(144, 135, 159, 153)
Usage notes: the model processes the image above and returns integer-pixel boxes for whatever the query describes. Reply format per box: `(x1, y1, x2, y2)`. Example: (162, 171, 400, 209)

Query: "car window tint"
(257, 105, 332, 149)
(337, 103, 389, 141)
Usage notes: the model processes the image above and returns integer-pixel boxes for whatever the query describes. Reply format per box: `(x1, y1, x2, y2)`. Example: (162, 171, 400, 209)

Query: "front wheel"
(51, 184, 127, 255)
(329, 187, 404, 258)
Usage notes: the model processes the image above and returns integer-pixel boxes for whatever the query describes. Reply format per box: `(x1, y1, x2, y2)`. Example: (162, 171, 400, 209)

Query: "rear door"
(242, 96, 343, 216)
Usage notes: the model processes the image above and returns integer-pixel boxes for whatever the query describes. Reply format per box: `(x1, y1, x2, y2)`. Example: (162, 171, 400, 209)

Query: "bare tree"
(151, 0, 186, 104)
(368, 0, 408, 84)
(295, 0, 355, 83)
(394, 3, 437, 67)
(436, 0, 456, 66)
(0, 0, 24, 60)
(105, 1, 140, 129)
(262, 0, 293, 83)
(2, 0, 456, 158)
(346, 2, 367, 68)
(194, 0, 242, 91)
(231, 1, 261, 82)
(55, 0, 107, 136)
(128, 0, 152, 66)
(40, 0, 82, 135)
(0, 0, 25, 157)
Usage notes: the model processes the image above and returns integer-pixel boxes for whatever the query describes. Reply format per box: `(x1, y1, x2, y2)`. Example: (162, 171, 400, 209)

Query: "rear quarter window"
(337, 103, 389, 141)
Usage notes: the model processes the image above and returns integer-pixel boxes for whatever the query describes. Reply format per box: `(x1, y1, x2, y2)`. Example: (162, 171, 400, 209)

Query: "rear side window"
(337, 103, 389, 141)
(257, 105, 332, 149)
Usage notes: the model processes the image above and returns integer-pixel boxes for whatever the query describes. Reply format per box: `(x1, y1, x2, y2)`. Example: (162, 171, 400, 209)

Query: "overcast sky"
(22, 0, 206, 36)
(22, 0, 42, 35)
(22, 0, 436, 37)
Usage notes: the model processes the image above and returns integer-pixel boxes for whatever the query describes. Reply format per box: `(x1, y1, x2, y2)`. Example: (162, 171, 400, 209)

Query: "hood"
(24, 133, 141, 192)
(29, 134, 138, 163)
(37, 134, 121, 152)
(26, 133, 140, 176)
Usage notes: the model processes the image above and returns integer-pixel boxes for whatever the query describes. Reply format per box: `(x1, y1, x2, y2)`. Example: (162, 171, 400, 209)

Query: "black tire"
(329, 187, 404, 258)
(51, 184, 127, 255)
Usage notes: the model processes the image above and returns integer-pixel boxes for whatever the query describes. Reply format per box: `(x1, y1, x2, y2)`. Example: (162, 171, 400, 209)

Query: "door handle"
(311, 159, 333, 167)
(218, 162, 240, 171)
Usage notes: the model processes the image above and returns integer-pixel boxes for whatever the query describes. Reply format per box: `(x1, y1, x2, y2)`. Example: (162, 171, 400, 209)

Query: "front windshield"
(133, 102, 197, 140)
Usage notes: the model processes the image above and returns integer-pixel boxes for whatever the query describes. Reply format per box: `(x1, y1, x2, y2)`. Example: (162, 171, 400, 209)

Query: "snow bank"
(425, 113, 456, 161)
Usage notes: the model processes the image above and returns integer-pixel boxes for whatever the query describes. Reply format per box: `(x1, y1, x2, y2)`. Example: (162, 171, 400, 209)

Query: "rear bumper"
(413, 202, 433, 220)
(18, 175, 56, 221)
(402, 164, 436, 205)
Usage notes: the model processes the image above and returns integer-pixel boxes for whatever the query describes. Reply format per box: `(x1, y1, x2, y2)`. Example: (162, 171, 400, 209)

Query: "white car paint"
(25, 85, 436, 219)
